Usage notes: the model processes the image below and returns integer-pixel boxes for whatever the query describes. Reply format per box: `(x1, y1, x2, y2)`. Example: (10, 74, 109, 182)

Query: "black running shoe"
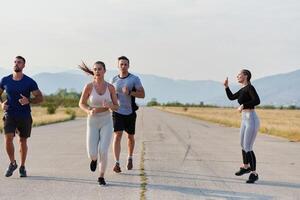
(90, 160, 97, 172)
(98, 177, 106, 186)
(246, 173, 259, 184)
(5, 161, 18, 177)
(235, 167, 251, 176)
(19, 166, 27, 178)
(113, 163, 121, 173)
(127, 158, 133, 170)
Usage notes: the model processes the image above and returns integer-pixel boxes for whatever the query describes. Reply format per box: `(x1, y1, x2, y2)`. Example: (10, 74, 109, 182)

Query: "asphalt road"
(0, 107, 299, 200)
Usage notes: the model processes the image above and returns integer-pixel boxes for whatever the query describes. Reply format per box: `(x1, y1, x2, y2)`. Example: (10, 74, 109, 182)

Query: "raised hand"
(224, 77, 229, 88)
(19, 94, 30, 106)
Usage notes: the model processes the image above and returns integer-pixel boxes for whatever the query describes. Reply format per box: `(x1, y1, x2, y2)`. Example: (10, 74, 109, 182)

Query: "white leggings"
(87, 112, 113, 173)
(240, 111, 260, 152)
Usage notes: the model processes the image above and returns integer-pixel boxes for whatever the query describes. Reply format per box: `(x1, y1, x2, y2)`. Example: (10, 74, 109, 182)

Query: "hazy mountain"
(1, 67, 299, 106)
(30, 70, 224, 105)
(0, 67, 11, 78)
(252, 69, 300, 106)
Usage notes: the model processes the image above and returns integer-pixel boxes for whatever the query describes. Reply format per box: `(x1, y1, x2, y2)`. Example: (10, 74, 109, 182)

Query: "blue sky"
(0, 0, 299, 81)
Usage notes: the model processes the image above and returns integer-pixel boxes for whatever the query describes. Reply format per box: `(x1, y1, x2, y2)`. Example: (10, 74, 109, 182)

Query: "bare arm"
(131, 87, 145, 99)
(31, 89, 43, 104)
(0, 88, 8, 111)
(79, 84, 93, 114)
(106, 84, 119, 111)
(0, 88, 3, 103)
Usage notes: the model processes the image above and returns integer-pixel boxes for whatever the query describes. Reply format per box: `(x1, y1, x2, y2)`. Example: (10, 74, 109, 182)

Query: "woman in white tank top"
(79, 61, 119, 186)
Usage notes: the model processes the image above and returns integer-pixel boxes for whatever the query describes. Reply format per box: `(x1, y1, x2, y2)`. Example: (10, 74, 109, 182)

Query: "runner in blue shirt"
(0, 56, 43, 178)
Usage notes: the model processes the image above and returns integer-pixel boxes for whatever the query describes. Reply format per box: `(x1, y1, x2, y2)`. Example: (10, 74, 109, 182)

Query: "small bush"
(65, 108, 76, 120)
(47, 104, 58, 114)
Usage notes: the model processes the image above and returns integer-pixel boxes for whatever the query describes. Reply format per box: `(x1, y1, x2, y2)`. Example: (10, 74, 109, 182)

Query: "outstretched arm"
(224, 77, 239, 100)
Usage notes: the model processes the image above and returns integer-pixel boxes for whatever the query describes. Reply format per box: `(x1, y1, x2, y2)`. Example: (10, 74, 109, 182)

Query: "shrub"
(47, 104, 58, 114)
(65, 108, 76, 120)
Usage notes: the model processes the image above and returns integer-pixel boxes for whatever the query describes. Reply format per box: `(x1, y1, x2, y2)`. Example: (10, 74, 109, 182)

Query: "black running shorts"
(112, 112, 137, 135)
(3, 115, 33, 138)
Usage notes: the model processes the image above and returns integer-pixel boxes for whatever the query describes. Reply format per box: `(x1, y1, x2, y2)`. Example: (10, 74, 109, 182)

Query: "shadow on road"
(26, 176, 95, 185)
(145, 169, 300, 189)
(26, 176, 142, 188)
(147, 183, 273, 200)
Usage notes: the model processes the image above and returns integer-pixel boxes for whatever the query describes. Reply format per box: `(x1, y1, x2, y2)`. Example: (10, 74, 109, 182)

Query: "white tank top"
(89, 83, 112, 108)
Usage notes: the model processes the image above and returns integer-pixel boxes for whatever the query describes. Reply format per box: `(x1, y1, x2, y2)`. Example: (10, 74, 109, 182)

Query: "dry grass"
(0, 107, 86, 133)
(158, 107, 300, 142)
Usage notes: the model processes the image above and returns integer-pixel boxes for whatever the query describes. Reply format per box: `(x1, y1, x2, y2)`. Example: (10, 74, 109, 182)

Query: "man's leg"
(5, 133, 15, 163)
(113, 131, 123, 173)
(127, 133, 135, 158)
(125, 112, 137, 170)
(17, 116, 32, 177)
(4, 133, 18, 177)
(19, 137, 28, 167)
(113, 131, 123, 162)
(126, 133, 135, 170)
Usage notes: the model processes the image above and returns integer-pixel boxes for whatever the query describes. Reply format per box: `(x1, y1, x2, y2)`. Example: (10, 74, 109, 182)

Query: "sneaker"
(113, 163, 121, 173)
(127, 158, 133, 170)
(19, 166, 27, 178)
(5, 161, 18, 177)
(235, 167, 251, 176)
(246, 173, 259, 184)
(98, 177, 106, 186)
(90, 160, 97, 172)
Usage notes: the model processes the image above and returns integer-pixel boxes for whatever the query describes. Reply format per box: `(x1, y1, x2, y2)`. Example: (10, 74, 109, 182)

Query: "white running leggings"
(87, 112, 113, 174)
(240, 111, 260, 152)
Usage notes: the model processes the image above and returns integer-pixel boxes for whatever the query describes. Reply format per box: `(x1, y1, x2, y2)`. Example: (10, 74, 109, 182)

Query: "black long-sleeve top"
(225, 84, 260, 109)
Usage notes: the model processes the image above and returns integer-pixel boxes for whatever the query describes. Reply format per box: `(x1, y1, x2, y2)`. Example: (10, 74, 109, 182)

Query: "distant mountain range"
(1, 67, 299, 106)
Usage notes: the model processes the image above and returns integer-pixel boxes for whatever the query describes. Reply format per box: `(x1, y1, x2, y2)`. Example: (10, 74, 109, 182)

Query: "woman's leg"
(244, 112, 260, 172)
(244, 112, 260, 183)
(98, 117, 113, 177)
(87, 116, 100, 160)
(235, 114, 252, 176)
(240, 114, 249, 168)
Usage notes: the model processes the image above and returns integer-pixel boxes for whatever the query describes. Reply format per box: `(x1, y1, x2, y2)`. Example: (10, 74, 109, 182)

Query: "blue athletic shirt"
(0, 74, 39, 117)
(111, 73, 143, 115)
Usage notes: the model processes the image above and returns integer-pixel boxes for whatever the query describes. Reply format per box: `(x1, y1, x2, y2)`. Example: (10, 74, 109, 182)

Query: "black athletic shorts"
(112, 112, 137, 135)
(2, 115, 33, 138)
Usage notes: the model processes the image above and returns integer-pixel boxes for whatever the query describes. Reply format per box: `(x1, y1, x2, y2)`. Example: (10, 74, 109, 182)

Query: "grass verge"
(157, 106, 300, 142)
(140, 141, 147, 200)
